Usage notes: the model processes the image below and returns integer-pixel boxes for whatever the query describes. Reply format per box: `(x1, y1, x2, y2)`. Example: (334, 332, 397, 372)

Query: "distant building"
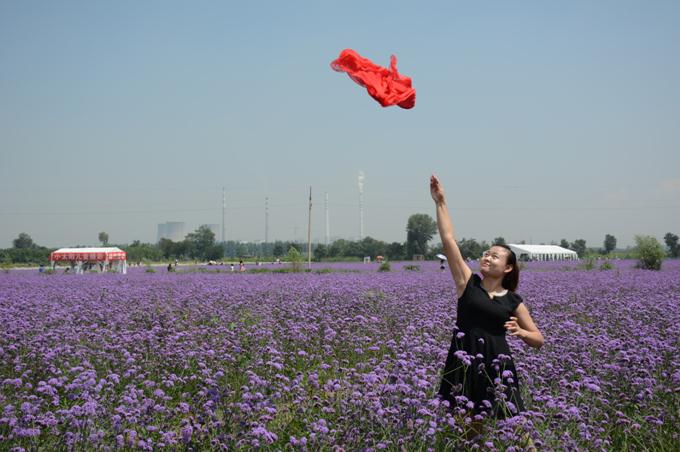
(157, 222, 186, 242)
(201, 224, 220, 240)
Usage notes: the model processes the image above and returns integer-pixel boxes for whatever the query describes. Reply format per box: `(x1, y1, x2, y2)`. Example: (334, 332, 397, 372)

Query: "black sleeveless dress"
(438, 274, 525, 418)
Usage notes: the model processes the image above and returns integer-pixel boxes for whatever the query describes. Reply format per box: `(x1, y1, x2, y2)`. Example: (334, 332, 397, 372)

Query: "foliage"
(0, 262, 11, 273)
(458, 238, 489, 260)
(580, 258, 595, 270)
(378, 262, 391, 272)
(603, 234, 617, 254)
(492, 237, 506, 246)
(272, 242, 285, 257)
(664, 232, 679, 258)
(405, 214, 437, 259)
(185, 225, 220, 260)
(634, 235, 665, 270)
(1, 233, 52, 265)
(313, 244, 328, 261)
(287, 246, 303, 272)
(98, 231, 109, 246)
(314, 268, 332, 274)
(385, 242, 405, 260)
(0, 246, 52, 265)
(599, 260, 614, 271)
(403, 264, 420, 271)
(560, 239, 570, 249)
(570, 239, 587, 258)
(13, 232, 34, 249)
(124, 240, 162, 263)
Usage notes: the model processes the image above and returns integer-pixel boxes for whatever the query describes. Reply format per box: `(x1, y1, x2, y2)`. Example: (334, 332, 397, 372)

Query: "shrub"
(248, 268, 272, 273)
(145, 266, 156, 273)
(403, 264, 420, 272)
(599, 260, 615, 271)
(580, 258, 595, 270)
(635, 235, 665, 270)
(287, 247, 303, 273)
(315, 268, 332, 274)
(378, 262, 391, 272)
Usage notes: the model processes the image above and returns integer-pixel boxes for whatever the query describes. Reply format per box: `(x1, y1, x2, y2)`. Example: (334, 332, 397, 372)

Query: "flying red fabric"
(330, 49, 416, 109)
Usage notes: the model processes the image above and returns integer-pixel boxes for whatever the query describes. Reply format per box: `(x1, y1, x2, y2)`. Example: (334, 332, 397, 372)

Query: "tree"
(603, 234, 617, 254)
(635, 235, 665, 270)
(560, 239, 570, 249)
(124, 241, 162, 263)
(98, 232, 109, 246)
(492, 237, 506, 246)
(570, 239, 587, 258)
(458, 238, 484, 260)
(386, 242, 405, 260)
(272, 242, 285, 257)
(406, 214, 437, 258)
(185, 225, 216, 260)
(360, 236, 386, 258)
(13, 233, 34, 249)
(664, 232, 679, 258)
(329, 239, 349, 258)
(287, 246, 303, 272)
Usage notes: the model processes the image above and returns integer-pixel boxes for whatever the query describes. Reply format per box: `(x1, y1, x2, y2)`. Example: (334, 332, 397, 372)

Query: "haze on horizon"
(2, 1, 679, 249)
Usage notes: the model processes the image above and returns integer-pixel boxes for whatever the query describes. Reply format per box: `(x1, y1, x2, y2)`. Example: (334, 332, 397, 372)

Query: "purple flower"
(181, 426, 192, 443)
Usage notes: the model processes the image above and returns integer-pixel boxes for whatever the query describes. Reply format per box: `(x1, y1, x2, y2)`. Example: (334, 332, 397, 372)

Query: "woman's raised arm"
(430, 175, 472, 297)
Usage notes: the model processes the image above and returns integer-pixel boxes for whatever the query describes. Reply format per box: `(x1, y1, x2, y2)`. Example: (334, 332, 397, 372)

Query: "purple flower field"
(1, 260, 679, 450)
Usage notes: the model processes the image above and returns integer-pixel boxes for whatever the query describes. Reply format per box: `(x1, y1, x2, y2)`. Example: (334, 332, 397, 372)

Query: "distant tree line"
(2, 217, 679, 265)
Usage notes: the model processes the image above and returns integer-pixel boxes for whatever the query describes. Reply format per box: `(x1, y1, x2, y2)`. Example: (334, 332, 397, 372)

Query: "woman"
(430, 174, 544, 420)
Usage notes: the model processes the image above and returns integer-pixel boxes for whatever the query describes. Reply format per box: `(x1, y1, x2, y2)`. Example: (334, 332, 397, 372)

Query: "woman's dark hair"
(495, 244, 520, 292)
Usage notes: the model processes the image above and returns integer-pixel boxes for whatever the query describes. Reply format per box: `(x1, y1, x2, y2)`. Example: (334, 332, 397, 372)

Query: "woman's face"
(479, 246, 513, 278)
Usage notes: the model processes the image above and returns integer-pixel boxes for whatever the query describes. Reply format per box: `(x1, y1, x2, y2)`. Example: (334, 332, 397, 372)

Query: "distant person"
(440, 258, 446, 272)
(430, 174, 544, 434)
(167, 263, 173, 272)
(239, 260, 245, 272)
(39, 264, 45, 273)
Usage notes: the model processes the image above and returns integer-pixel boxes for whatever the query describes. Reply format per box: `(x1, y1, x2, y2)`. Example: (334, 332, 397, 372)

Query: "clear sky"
(1, 1, 679, 249)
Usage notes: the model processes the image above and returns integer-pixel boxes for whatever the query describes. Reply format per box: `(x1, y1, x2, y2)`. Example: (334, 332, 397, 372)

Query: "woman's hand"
(430, 174, 445, 204)
(504, 317, 526, 338)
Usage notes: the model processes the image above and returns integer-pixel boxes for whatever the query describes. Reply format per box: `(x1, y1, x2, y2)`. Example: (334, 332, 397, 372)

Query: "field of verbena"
(1, 261, 678, 450)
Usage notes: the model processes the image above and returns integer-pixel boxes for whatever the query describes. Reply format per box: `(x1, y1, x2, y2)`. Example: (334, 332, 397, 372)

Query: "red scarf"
(331, 49, 416, 109)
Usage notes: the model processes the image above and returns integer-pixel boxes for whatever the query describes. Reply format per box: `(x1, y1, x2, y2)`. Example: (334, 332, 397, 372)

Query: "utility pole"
(264, 197, 269, 259)
(324, 192, 329, 246)
(265, 197, 269, 245)
(222, 187, 226, 243)
(358, 171, 365, 240)
(307, 186, 312, 270)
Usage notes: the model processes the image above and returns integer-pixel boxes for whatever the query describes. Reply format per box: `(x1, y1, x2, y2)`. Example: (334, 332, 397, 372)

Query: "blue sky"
(1, 1, 679, 248)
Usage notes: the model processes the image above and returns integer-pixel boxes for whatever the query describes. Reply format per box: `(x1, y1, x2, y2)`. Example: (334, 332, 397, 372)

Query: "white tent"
(508, 244, 578, 261)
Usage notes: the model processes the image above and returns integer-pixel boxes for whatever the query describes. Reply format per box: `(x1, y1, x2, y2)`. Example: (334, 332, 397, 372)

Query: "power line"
(1, 204, 679, 216)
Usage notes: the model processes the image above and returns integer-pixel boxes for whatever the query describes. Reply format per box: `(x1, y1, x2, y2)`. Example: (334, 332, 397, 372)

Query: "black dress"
(438, 274, 525, 418)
